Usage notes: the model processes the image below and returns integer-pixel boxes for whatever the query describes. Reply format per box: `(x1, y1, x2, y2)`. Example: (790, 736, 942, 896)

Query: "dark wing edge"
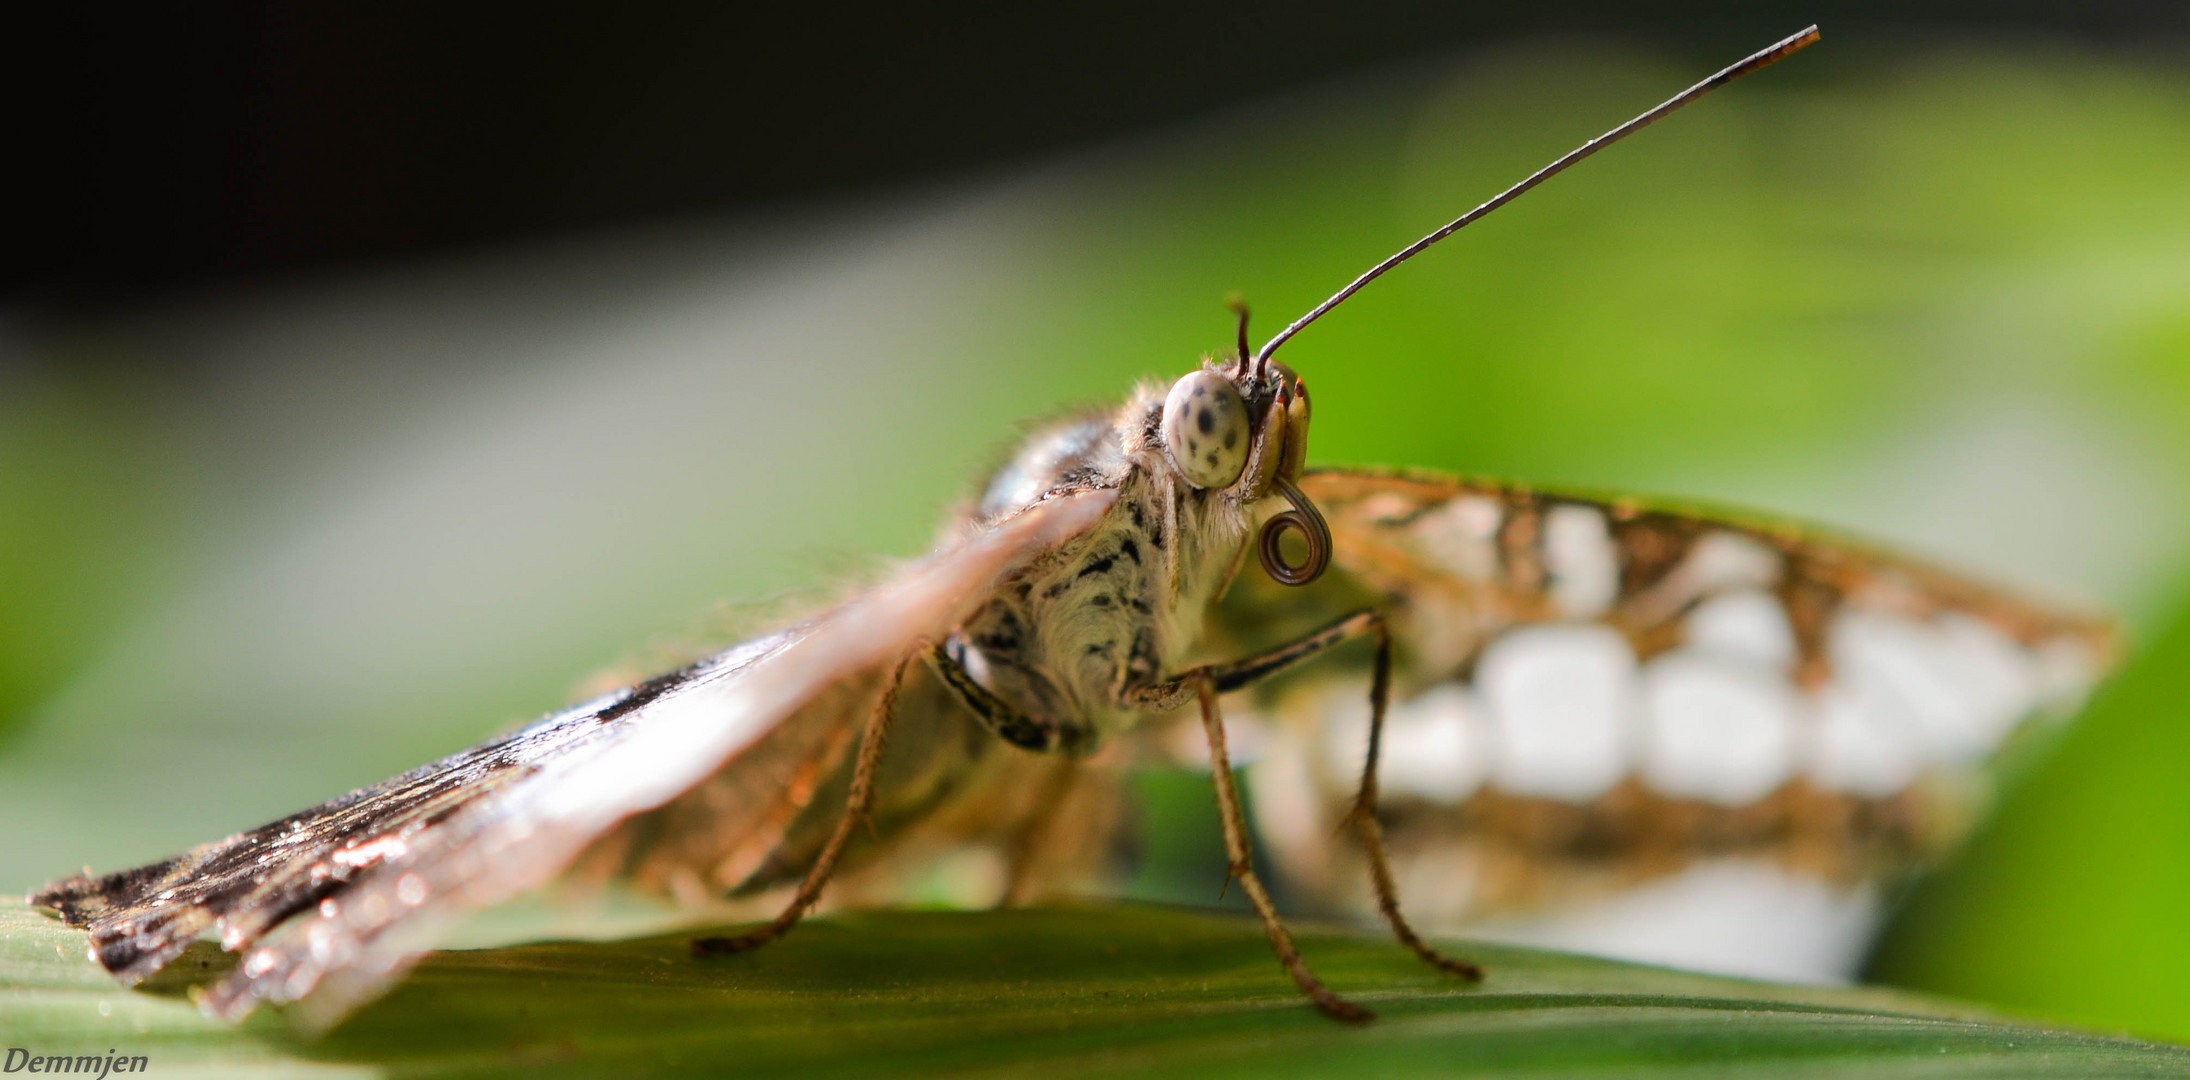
(28, 487, 1116, 1028)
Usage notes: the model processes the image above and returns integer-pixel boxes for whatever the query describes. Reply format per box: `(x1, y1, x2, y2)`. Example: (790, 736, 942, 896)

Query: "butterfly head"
(1156, 302, 1328, 586)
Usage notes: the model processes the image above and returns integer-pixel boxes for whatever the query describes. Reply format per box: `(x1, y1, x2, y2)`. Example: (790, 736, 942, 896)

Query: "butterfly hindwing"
(1206, 467, 2116, 923)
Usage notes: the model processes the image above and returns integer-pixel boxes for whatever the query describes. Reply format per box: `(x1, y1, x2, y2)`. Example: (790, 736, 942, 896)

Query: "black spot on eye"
(1223, 430, 1237, 450)
(1196, 408, 1216, 435)
(1191, 385, 1205, 398)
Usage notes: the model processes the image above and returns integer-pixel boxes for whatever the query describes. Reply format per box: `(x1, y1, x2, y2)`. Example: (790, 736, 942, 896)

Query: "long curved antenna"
(1255, 25, 1821, 364)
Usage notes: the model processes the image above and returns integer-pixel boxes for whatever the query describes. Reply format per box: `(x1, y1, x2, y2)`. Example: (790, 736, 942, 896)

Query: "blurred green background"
(7, 5, 2190, 1046)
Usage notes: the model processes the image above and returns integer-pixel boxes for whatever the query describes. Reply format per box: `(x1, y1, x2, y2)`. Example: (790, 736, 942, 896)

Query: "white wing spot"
(1826, 609, 2037, 764)
(1414, 495, 1502, 582)
(2032, 634, 2102, 712)
(1939, 613, 2042, 735)
(1640, 650, 1800, 805)
(1479, 624, 1635, 801)
(1249, 731, 1331, 894)
(1620, 529, 1784, 630)
(1466, 859, 1882, 984)
(1545, 505, 1619, 618)
(1372, 683, 1494, 805)
(1810, 675, 1924, 797)
(1357, 492, 1417, 522)
(1685, 531, 1784, 593)
(1684, 588, 1798, 671)
(1168, 709, 1270, 769)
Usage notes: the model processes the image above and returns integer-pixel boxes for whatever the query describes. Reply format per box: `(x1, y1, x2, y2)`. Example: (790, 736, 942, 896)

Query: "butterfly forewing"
(31, 488, 1116, 1026)
(1204, 467, 2116, 932)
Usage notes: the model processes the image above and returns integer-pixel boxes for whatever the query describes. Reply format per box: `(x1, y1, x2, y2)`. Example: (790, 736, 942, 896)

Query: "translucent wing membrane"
(31, 639, 792, 984)
(30, 489, 1116, 1027)
(1204, 468, 2117, 979)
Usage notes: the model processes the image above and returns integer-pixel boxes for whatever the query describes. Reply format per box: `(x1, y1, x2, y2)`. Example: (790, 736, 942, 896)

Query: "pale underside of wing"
(31, 487, 1115, 1028)
(1192, 468, 2116, 979)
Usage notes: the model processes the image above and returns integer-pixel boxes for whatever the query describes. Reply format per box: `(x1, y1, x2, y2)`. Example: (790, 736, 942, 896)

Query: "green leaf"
(4, 901, 2184, 1078)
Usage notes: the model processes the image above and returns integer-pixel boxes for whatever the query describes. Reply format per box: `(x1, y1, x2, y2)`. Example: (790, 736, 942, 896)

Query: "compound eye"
(1160, 370, 1250, 490)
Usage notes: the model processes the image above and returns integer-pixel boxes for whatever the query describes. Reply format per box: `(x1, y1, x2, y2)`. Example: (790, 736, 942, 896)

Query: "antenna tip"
(1784, 25, 1822, 53)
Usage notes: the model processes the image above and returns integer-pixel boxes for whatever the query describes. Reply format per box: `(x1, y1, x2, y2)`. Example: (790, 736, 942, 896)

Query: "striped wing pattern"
(1211, 468, 2115, 957)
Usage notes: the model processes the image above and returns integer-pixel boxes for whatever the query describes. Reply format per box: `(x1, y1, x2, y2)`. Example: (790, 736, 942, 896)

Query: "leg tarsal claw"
(689, 932, 766, 957)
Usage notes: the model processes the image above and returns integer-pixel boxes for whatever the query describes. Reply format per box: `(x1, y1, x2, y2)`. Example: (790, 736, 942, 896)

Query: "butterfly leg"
(1137, 609, 1482, 1001)
(933, 634, 1360, 1018)
(1337, 613, 1486, 982)
(1194, 671, 1372, 1024)
(691, 650, 915, 957)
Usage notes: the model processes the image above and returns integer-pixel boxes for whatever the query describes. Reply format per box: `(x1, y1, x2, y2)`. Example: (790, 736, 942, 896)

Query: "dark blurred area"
(19, 0, 2187, 310)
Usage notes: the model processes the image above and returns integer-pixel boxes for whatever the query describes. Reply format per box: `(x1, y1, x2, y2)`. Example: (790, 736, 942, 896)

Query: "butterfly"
(27, 25, 2115, 1027)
